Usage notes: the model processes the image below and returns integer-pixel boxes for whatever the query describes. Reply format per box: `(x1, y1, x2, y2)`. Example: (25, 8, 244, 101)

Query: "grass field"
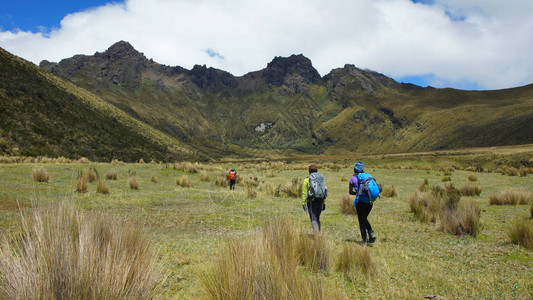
(0, 156, 532, 299)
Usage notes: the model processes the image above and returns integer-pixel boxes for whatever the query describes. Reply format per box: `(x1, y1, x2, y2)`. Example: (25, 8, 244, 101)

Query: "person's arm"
(301, 178, 310, 206)
(349, 176, 358, 195)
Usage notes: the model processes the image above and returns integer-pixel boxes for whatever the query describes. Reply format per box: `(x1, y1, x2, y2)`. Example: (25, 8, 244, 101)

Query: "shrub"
(441, 198, 481, 237)
(460, 182, 482, 197)
(214, 176, 228, 187)
(176, 175, 193, 187)
(105, 170, 118, 180)
(409, 191, 441, 223)
(200, 171, 210, 182)
(151, 175, 158, 183)
(340, 195, 356, 215)
(258, 182, 274, 196)
(247, 188, 257, 198)
(0, 201, 164, 299)
(508, 220, 533, 250)
(382, 185, 397, 198)
(489, 190, 533, 205)
(76, 173, 89, 193)
(468, 175, 478, 182)
(96, 179, 110, 194)
(335, 244, 376, 280)
(32, 166, 49, 183)
(128, 176, 139, 190)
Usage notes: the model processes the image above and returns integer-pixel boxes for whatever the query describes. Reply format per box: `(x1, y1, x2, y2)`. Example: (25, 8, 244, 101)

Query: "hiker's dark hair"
(308, 164, 318, 174)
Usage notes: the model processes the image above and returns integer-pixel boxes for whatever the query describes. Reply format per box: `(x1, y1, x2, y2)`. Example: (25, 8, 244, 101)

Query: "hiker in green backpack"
(301, 164, 327, 233)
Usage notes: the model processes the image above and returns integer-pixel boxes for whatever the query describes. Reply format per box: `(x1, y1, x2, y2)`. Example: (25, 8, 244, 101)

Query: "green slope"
(0, 47, 205, 162)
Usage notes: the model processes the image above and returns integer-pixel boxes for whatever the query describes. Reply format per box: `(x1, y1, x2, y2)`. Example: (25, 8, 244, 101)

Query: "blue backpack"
(356, 173, 381, 203)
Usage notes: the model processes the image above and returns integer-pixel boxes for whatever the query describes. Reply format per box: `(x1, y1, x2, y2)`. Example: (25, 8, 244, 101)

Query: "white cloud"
(1, 0, 533, 90)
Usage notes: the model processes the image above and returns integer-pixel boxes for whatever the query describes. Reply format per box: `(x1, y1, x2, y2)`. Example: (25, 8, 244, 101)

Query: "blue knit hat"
(354, 161, 364, 173)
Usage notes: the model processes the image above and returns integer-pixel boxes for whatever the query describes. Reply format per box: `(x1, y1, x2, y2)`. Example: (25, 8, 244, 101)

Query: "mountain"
(0, 46, 205, 162)
(22, 41, 533, 158)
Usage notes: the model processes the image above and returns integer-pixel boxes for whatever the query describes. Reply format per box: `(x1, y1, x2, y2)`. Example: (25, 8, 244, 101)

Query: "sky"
(1, 0, 533, 91)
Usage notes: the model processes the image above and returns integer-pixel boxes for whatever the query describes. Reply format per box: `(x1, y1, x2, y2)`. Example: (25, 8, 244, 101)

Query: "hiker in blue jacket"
(349, 161, 377, 243)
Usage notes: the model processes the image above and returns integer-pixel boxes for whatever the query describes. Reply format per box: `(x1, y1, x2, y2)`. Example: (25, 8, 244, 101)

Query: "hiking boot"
(368, 231, 377, 243)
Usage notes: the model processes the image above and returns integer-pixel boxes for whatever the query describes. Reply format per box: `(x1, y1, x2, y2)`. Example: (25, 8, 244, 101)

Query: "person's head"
(231, 168, 235, 172)
(354, 161, 364, 174)
(308, 164, 318, 174)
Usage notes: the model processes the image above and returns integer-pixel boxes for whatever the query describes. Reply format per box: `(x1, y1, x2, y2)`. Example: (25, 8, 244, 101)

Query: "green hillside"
(0, 47, 205, 162)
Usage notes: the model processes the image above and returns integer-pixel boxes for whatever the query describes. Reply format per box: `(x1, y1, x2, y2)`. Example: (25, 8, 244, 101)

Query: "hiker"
(349, 161, 378, 243)
(228, 168, 237, 191)
(301, 164, 327, 233)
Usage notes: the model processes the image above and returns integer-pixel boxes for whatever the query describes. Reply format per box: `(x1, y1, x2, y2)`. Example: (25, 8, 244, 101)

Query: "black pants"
(356, 202, 373, 242)
(307, 200, 324, 233)
(229, 180, 235, 191)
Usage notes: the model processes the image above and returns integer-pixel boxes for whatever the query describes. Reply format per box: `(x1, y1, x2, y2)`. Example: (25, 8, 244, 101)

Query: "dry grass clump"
(460, 182, 482, 196)
(139, 158, 145, 164)
(200, 171, 210, 182)
(340, 176, 348, 182)
(508, 220, 533, 250)
(381, 185, 397, 198)
(339, 195, 356, 215)
(489, 190, 533, 205)
(128, 176, 139, 190)
(275, 178, 302, 198)
(200, 218, 343, 299)
(409, 191, 441, 223)
(151, 175, 158, 183)
(176, 175, 193, 188)
(519, 168, 528, 177)
(468, 175, 478, 182)
(419, 178, 430, 192)
(105, 170, 118, 180)
(441, 198, 481, 237)
(0, 201, 164, 299)
(335, 244, 376, 280)
(81, 168, 98, 183)
(96, 179, 110, 194)
(77, 157, 90, 164)
(174, 161, 202, 173)
(247, 188, 257, 198)
(258, 182, 274, 196)
(76, 172, 89, 193)
(111, 159, 124, 165)
(296, 233, 329, 272)
(214, 176, 228, 187)
(500, 166, 520, 176)
(266, 171, 275, 178)
(441, 176, 452, 182)
(32, 166, 50, 183)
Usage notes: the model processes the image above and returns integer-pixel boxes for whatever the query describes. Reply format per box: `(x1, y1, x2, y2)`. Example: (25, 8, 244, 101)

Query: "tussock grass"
(381, 185, 397, 198)
(460, 182, 482, 196)
(76, 173, 89, 193)
(83, 168, 98, 183)
(508, 220, 533, 250)
(215, 176, 228, 187)
(174, 161, 202, 173)
(151, 175, 158, 183)
(275, 178, 302, 198)
(78, 157, 90, 164)
(441, 198, 481, 237)
(258, 182, 274, 196)
(32, 166, 49, 183)
(0, 201, 164, 299)
(96, 179, 110, 194)
(335, 244, 376, 279)
(128, 176, 139, 190)
(339, 195, 356, 215)
(200, 171, 210, 182)
(247, 188, 257, 198)
(296, 233, 329, 272)
(489, 190, 533, 205)
(105, 170, 118, 180)
(468, 175, 478, 182)
(441, 176, 452, 182)
(176, 175, 193, 188)
(340, 176, 348, 182)
(409, 191, 441, 223)
(266, 171, 275, 178)
(200, 218, 343, 299)
(419, 178, 430, 192)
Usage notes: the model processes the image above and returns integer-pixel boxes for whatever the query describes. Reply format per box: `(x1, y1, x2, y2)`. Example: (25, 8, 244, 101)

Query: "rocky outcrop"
(189, 64, 238, 90)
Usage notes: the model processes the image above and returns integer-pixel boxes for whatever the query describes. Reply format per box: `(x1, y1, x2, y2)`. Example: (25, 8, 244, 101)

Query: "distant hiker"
(301, 164, 327, 233)
(228, 168, 237, 191)
(349, 161, 381, 243)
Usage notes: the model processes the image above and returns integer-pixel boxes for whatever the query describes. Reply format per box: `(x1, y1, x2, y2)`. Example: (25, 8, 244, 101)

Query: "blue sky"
(1, 0, 533, 91)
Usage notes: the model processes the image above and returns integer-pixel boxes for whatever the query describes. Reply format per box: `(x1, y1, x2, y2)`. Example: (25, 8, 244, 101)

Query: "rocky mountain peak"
(263, 54, 322, 86)
(96, 40, 146, 62)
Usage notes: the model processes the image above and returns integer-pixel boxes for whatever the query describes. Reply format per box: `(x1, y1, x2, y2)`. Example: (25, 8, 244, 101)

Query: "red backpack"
(229, 171, 236, 180)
